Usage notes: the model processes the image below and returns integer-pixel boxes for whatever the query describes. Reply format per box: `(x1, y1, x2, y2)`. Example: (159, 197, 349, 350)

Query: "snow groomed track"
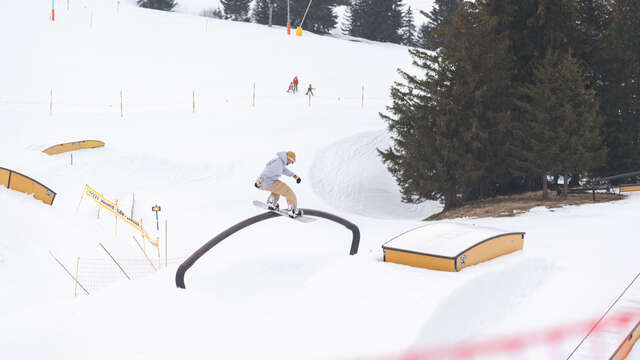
(175, 209, 360, 289)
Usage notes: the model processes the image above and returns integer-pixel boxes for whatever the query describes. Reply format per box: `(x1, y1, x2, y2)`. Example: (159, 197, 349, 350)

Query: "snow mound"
(411, 257, 555, 347)
(309, 130, 441, 219)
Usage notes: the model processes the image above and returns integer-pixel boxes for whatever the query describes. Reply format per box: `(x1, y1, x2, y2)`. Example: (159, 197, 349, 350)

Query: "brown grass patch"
(426, 190, 624, 220)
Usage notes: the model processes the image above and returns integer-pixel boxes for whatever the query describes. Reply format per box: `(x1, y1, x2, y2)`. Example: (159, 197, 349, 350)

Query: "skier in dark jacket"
(305, 84, 314, 96)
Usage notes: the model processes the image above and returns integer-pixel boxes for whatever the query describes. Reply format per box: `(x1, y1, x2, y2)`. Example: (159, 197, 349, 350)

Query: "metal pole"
(130, 193, 135, 219)
(115, 200, 118, 236)
(157, 240, 161, 269)
(99, 242, 131, 280)
(132, 236, 157, 271)
(268, 0, 273, 27)
(300, 0, 313, 27)
(76, 185, 86, 213)
(287, 0, 291, 34)
(49, 251, 90, 295)
(74, 256, 80, 297)
(141, 219, 147, 254)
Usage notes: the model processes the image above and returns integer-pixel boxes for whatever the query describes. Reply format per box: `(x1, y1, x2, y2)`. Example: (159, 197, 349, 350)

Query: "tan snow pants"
(263, 180, 297, 209)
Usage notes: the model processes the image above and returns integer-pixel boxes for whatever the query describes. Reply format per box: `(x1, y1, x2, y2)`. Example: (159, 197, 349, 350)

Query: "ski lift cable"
(299, 0, 313, 27)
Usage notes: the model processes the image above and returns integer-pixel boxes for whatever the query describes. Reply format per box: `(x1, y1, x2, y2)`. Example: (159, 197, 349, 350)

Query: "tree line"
(379, 0, 640, 210)
(137, 0, 438, 42)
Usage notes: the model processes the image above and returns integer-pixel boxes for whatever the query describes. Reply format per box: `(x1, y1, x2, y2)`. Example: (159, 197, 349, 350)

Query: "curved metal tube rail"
(175, 209, 360, 289)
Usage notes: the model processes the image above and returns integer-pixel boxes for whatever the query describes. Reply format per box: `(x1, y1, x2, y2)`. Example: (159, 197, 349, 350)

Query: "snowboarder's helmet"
(287, 151, 296, 164)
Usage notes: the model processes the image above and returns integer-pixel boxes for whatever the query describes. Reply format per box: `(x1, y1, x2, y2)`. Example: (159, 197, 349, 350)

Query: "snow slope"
(0, 1, 638, 359)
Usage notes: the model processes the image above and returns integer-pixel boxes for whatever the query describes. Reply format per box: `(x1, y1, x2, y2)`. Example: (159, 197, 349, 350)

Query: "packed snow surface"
(0, 1, 639, 359)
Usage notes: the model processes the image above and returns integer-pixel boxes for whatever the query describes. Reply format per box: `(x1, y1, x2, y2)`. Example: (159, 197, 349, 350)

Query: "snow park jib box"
(382, 222, 524, 272)
(0, 167, 56, 205)
(42, 140, 105, 155)
(620, 184, 640, 192)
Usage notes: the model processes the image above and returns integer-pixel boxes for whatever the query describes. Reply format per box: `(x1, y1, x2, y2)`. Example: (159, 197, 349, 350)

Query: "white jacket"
(256, 152, 296, 189)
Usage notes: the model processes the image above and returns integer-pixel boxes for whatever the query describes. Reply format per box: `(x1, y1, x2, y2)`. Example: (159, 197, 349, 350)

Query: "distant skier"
(305, 84, 315, 96)
(254, 151, 303, 218)
(293, 76, 299, 93)
(286, 82, 295, 93)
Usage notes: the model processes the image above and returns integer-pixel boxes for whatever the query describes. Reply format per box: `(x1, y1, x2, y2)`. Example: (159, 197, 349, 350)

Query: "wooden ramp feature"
(382, 222, 524, 272)
(0, 167, 56, 205)
(620, 184, 640, 192)
(43, 140, 104, 155)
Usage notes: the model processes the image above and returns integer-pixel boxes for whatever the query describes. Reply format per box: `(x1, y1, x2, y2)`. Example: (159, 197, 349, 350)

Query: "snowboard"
(253, 200, 316, 223)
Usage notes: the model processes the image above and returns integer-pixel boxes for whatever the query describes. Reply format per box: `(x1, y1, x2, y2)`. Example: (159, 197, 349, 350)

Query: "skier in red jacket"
(293, 76, 299, 93)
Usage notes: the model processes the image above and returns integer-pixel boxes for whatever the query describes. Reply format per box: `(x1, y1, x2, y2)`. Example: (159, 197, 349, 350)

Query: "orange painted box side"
(611, 320, 640, 360)
(43, 140, 104, 155)
(0, 168, 9, 187)
(384, 248, 456, 272)
(620, 185, 640, 192)
(8, 172, 55, 205)
(457, 234, 524, 271)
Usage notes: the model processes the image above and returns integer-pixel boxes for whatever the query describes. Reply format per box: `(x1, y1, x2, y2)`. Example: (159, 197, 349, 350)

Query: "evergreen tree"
(438, 0, 516, 201)
(518, 50, 604, 197)
(342, 0, 367, 36)
(253, 0, 338, 34)
(484, 0, 578, 84)
(595, 0, 640, 175)
(484, 0, 585, 194)
(201, 8, 225, 19)
(379, 1, 514, 210)
(252, 0, 272, 25)
(221, 0, 252, 21)
(344, 0, 404, 43)
(574, 0, 610, 63)
(416, 22, 428, 49)
(419, 0, 459, 51)
(401, 6, 417, 46)
(137, 0, 177, 11)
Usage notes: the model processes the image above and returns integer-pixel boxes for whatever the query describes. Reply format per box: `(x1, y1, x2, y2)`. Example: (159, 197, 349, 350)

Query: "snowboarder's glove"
(295, 176, 302, 184)
(255, 178, 264, 188)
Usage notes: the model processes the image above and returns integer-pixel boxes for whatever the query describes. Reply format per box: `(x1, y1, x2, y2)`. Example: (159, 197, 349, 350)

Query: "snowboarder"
(293, 76, 299, 93)
(254, 151, 303, 218)
(286, 82, 295, 93)
(305, 84, 314, 96)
